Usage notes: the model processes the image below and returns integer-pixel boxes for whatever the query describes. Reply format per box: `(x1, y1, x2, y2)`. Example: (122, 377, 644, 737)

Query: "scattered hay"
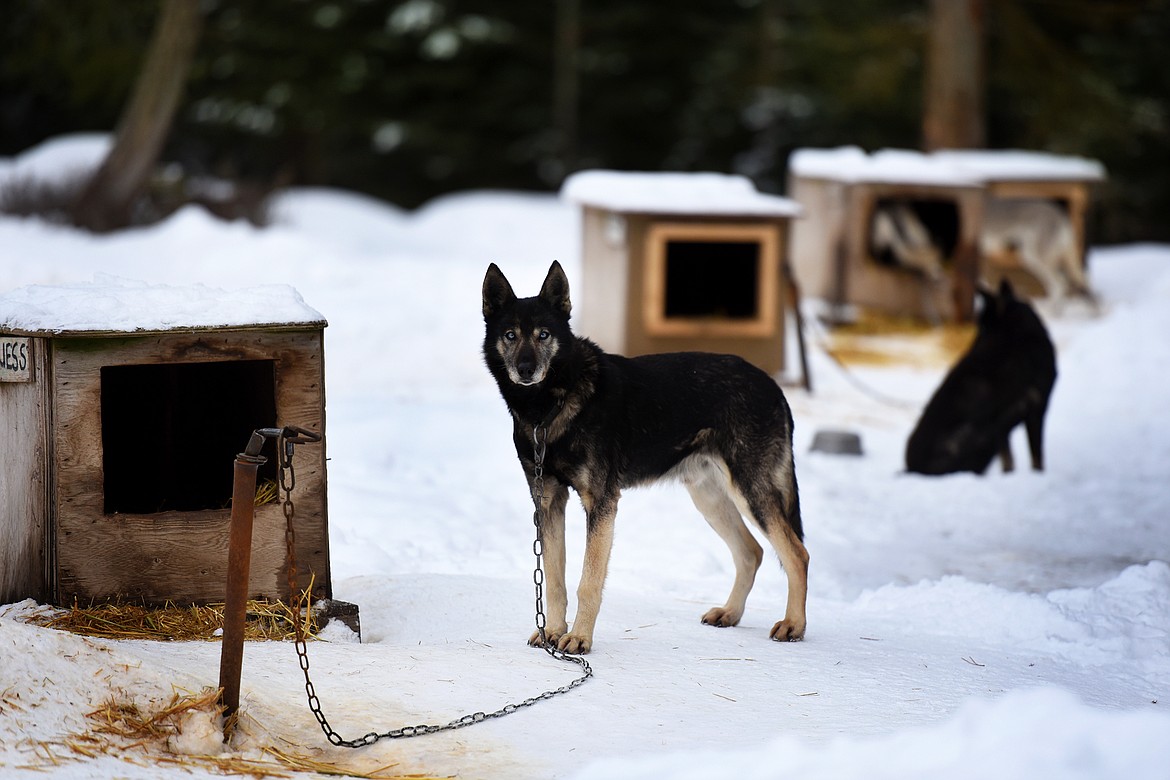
(17, 599, 448, 777)
(24, 598, 320, 643)
(825, 310, 975, 369)
(87, 687, 224, 743)
(26, 690, 449, 779)
(255, 479, 280, 506)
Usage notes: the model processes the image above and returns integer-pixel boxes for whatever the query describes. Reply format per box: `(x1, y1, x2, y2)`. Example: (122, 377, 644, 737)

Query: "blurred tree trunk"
(923, 0, 985, 150)
(552, 0, 579, 182)
(73, 0, 202, 232)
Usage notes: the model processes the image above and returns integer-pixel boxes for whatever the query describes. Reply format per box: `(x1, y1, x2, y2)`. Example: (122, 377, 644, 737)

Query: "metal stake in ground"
(218, 426, 317, 738)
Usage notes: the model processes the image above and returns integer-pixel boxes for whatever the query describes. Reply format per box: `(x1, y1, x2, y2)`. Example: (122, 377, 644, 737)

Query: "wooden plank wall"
(842, 183, 983, 322)
(50, 329, 329, 605)
(578, 206, 632, 354)
(788, 177, 851, 303)
(0, 337, 51, 603)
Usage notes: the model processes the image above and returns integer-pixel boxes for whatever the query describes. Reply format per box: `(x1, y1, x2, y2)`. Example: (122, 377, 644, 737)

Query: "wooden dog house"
(787, 147, 985, 323)
(0, 279, 331, 607)
(933, 149, 1105, 297)
(788, 147, 1106, 319)
(562, 170, 802, 375)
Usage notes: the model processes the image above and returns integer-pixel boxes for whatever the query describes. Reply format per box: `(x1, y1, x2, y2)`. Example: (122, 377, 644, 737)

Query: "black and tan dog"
(482, 261, 808, 654)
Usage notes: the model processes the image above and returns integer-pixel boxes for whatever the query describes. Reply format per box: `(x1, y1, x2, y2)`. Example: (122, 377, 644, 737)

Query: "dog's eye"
(504, 330, 517, 341)
(538, 330, 550, 341)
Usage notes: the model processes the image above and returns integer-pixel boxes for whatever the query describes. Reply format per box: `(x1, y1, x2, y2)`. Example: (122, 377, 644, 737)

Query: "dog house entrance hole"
(644, 222, 779, 338)
(663, 240, 760, 319)
(101, 360, 277, 514)
(868, 197, 961, 267)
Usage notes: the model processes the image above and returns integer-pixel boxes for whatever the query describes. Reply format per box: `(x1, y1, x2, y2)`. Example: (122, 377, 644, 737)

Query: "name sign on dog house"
(0, 279, 331, 607)
(1, 336, 33, 381)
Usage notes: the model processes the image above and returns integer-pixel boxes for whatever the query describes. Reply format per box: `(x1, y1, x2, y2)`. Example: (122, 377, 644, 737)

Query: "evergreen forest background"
(2, 0, 1166, 241)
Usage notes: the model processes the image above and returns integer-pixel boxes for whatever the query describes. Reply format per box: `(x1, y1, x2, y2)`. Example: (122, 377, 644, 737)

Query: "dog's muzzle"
(517, 357, 537, 383)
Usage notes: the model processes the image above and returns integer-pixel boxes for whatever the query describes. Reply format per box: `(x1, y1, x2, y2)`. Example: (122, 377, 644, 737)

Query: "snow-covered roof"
(790, 146, 1105, 186)
(932, 149, 1106, 182)
(789, 147, 984, 187)
(0, 277, 326, 336)
(561, 170, 802, 218)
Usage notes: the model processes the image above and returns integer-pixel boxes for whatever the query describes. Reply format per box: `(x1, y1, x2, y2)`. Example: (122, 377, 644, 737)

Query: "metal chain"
(282, 423, 592, 749)
(528, 422, 593, 673)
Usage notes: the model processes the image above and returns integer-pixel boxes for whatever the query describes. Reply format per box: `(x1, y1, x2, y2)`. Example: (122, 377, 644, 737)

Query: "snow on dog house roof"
(0, 277, 327, 337)
(789, 146, 984, 187)
(931, 149, 1106, 182)
(562, 169, 803, 218)
(1, 275, 331, 607)
(790, 146, 1105, 186)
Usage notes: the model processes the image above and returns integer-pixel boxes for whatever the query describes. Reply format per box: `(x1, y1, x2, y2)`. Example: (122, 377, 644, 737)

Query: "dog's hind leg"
(732, 471, 808, 642)
(685, 471, 763, 628)
(761, 516, 809, 642)
(1023, 403, 1048, 472)
(998, 439, 1016, 473)
(759, 516, 809, 642)
(529, 479, 571, 648)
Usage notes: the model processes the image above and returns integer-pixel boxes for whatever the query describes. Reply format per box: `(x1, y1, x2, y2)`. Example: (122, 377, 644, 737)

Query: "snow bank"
(572, 688, 1170, 780)
(0, 133, 111, 186)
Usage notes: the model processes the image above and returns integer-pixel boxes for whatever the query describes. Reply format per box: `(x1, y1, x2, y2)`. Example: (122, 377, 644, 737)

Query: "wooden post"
(218, 452, 265, 735)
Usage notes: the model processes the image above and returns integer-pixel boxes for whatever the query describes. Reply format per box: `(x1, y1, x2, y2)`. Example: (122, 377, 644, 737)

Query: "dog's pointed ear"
(975, 283, 997, 321)
(539, 260, 572, 317)
(482, 263, 516, 320)
(998, 277, 1016, 302)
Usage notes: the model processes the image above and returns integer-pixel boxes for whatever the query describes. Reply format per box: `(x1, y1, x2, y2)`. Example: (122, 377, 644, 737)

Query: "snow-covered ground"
(1, 135, 1168, 779)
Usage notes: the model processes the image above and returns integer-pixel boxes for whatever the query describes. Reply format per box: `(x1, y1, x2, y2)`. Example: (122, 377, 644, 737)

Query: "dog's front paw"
(769, 618, 806, 642)
(528, 626, 566, 648)
(701, 606, 743, 627)
(555, 632, 592, 654)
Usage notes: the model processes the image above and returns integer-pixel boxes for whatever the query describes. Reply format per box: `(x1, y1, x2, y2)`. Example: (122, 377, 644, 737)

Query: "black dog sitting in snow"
(905, 279, 1057, 475)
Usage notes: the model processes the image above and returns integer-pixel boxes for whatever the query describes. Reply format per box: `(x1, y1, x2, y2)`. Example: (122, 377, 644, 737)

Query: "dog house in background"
(933, 149, 1106, 298)
(788, 147, 1107, 321)
(787, 147, 985, 323)
(0, 279, 330, 607)
(561, 171, 802, 376)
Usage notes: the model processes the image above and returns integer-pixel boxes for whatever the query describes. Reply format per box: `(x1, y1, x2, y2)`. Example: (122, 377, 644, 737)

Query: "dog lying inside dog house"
(788, 147, 1105, 326)
(788, 147, 985, 323)
(934, 149, 1105, 306)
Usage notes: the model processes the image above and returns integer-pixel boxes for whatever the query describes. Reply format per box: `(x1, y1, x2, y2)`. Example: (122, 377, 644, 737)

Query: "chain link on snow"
(282, 418, 591, 748)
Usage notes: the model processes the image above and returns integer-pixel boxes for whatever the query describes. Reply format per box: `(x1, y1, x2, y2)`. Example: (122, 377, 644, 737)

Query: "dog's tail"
(778, 405, 804, 541)
(782, 456, 804, 542)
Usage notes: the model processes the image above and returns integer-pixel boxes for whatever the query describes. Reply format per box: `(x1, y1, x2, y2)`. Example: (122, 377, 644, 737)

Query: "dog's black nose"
(517, 360, 536, 380)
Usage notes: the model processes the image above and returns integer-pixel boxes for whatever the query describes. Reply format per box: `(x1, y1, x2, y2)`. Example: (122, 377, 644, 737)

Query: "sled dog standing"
(482, 261, 808, 654)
